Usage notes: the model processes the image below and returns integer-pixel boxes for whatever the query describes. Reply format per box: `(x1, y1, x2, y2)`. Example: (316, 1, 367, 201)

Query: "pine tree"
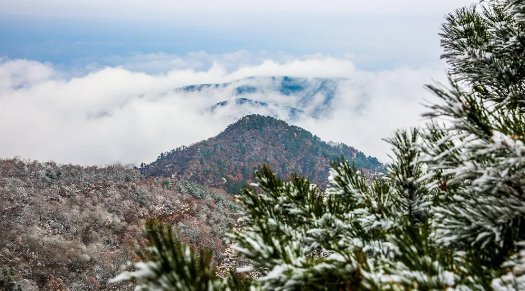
(421, 0, 525, 288)
(109, 219, 252, 290)
(112, 0, 525, 289)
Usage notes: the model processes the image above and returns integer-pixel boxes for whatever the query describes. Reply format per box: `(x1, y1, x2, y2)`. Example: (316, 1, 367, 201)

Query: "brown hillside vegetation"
(0, 158, 237, 290)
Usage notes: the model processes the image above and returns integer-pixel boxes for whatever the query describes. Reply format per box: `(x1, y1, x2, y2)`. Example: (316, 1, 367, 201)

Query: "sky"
(0, 0, 475, 165)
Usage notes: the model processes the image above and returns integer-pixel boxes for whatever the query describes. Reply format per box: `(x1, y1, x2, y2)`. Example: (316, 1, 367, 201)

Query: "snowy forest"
(110, 0, 525, 290)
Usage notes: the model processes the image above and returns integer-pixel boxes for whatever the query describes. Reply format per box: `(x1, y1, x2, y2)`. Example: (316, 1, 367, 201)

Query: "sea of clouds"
(0, 53, 447, 165)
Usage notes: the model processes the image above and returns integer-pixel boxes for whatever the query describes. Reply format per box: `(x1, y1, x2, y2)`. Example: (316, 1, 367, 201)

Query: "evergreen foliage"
(110, 219, 252, 291)
(115, 0, 525, 289)
(110, 219, 219, 290)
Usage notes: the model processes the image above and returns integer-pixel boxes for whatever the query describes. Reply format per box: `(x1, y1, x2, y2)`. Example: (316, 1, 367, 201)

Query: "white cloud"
(0, 54, 446, 165)
(0, 59, 55, 92)
(103, 51, 296, 75)
(298, 67, 443, 161)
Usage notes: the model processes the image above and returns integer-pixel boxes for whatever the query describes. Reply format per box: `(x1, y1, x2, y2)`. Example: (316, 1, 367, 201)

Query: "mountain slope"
(141, 114, 383, 193)
(0, 158, 237, 290)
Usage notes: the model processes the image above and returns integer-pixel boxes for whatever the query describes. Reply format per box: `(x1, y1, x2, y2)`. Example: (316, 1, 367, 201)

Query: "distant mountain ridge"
(177, 76, 340, 121)
(141, 114, 383, 193)
(210, 97, 304, 120)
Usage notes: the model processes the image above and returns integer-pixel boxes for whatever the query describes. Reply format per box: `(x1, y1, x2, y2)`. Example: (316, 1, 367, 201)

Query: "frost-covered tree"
(421, 0, 525, 288)
(112, 0, 525, 289)
(109, 219, 252, 291)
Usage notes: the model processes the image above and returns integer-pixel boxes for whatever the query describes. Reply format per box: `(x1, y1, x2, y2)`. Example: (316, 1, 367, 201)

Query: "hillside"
(141, 114, 383, 193)
(0, 158, 237, 290)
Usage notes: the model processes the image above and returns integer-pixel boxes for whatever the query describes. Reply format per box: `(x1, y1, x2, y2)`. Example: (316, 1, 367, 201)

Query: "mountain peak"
(224, 114, 289, 132)
(142, 115, 383, 193)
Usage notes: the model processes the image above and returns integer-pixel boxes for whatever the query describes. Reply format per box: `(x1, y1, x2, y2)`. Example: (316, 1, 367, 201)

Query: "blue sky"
(0, 0, 473, 70)
(0, 0, 476, 165)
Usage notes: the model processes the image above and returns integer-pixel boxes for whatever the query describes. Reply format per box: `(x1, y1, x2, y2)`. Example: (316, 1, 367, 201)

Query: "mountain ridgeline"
(178, 76, 339, 121)
(141, 115, 383, 193)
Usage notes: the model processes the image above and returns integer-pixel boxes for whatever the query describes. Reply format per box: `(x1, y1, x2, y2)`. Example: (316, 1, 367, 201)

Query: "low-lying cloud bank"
(0, 54, 446, 165)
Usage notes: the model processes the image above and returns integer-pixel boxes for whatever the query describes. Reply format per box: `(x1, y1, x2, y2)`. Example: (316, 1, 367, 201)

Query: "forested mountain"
(141, 114, 383, 193)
